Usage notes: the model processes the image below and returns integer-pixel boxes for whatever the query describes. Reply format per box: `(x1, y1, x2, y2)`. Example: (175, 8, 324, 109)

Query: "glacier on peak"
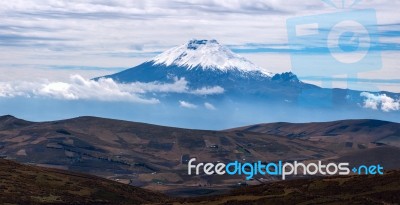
(151, 39, 273, 76)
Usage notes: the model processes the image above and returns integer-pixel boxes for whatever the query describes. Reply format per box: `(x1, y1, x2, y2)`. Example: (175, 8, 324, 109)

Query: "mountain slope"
(153, 39, 271, 75)
(228, 119, 400, 147)
(90, 39, 400, 127)
(0, 115, 33, 130)
(1, 115, 400, 196)
(174, 170, 400, 204)
(98, 39, 311, 94)
(2, 158, 399, 204)
(0, 159, 167, 205)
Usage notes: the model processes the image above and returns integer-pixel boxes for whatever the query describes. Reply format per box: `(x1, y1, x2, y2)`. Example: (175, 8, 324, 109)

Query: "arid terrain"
(0, 159, 167, 205)
(0, 159, 399, 205)
(174, 170, 400, 205)
(0, 115, 399, 196)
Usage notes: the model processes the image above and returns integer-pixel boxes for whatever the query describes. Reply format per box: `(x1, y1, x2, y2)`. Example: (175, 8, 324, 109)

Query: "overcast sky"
(0, 0, 399, 91)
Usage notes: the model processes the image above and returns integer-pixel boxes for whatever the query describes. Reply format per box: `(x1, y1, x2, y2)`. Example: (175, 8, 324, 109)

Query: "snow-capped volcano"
(152, 39, 272, 76)
(97, 39, 306, 94)
(90, 39, 400, 129)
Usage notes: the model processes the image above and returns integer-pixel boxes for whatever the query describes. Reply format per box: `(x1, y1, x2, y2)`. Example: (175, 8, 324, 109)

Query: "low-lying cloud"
(191, 86, 224, 95)
(0, 75, 224, 103)
(360, 92, 400, 112)
(179, 100, 197, 109)
(204, 102, 216, 110)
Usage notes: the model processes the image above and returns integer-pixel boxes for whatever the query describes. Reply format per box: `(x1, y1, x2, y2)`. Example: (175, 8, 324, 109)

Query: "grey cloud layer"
(2, 0, 398, 54)
(0, 0, 399, 92)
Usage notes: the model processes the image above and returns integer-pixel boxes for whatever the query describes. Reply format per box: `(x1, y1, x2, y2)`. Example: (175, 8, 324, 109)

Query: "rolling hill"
(1, 158, 399, 205)
(0, 159, 167, 205)
(228, 119, 400, 148)
(173, 170, 400, 205)
(0, 115, 399, 196)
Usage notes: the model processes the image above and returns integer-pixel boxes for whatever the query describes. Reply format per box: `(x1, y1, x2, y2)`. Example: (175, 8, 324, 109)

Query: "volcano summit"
(99, 39, 307, 95)
(93, 39, 400, 127)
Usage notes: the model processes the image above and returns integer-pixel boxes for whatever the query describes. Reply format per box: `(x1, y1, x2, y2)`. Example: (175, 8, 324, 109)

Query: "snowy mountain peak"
(152, 39, 272, 76)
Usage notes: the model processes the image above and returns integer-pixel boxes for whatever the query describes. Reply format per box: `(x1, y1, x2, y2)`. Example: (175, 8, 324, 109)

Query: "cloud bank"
(0, 0, 399, 93)
(0, 75, 224, 103)
(1, 1, 399, 71)
(360, 92, 400, 112)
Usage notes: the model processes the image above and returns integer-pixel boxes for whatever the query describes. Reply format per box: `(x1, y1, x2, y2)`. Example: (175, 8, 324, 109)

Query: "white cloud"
(0, 75, 224, 103)
(179, 100, 197, 109)
(117, 77, 224, 95)
(37, 75, 161, 103)
(360, 92, 400, 112)
(204, 102, 216, 110)
(191, 86, 224, 95)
